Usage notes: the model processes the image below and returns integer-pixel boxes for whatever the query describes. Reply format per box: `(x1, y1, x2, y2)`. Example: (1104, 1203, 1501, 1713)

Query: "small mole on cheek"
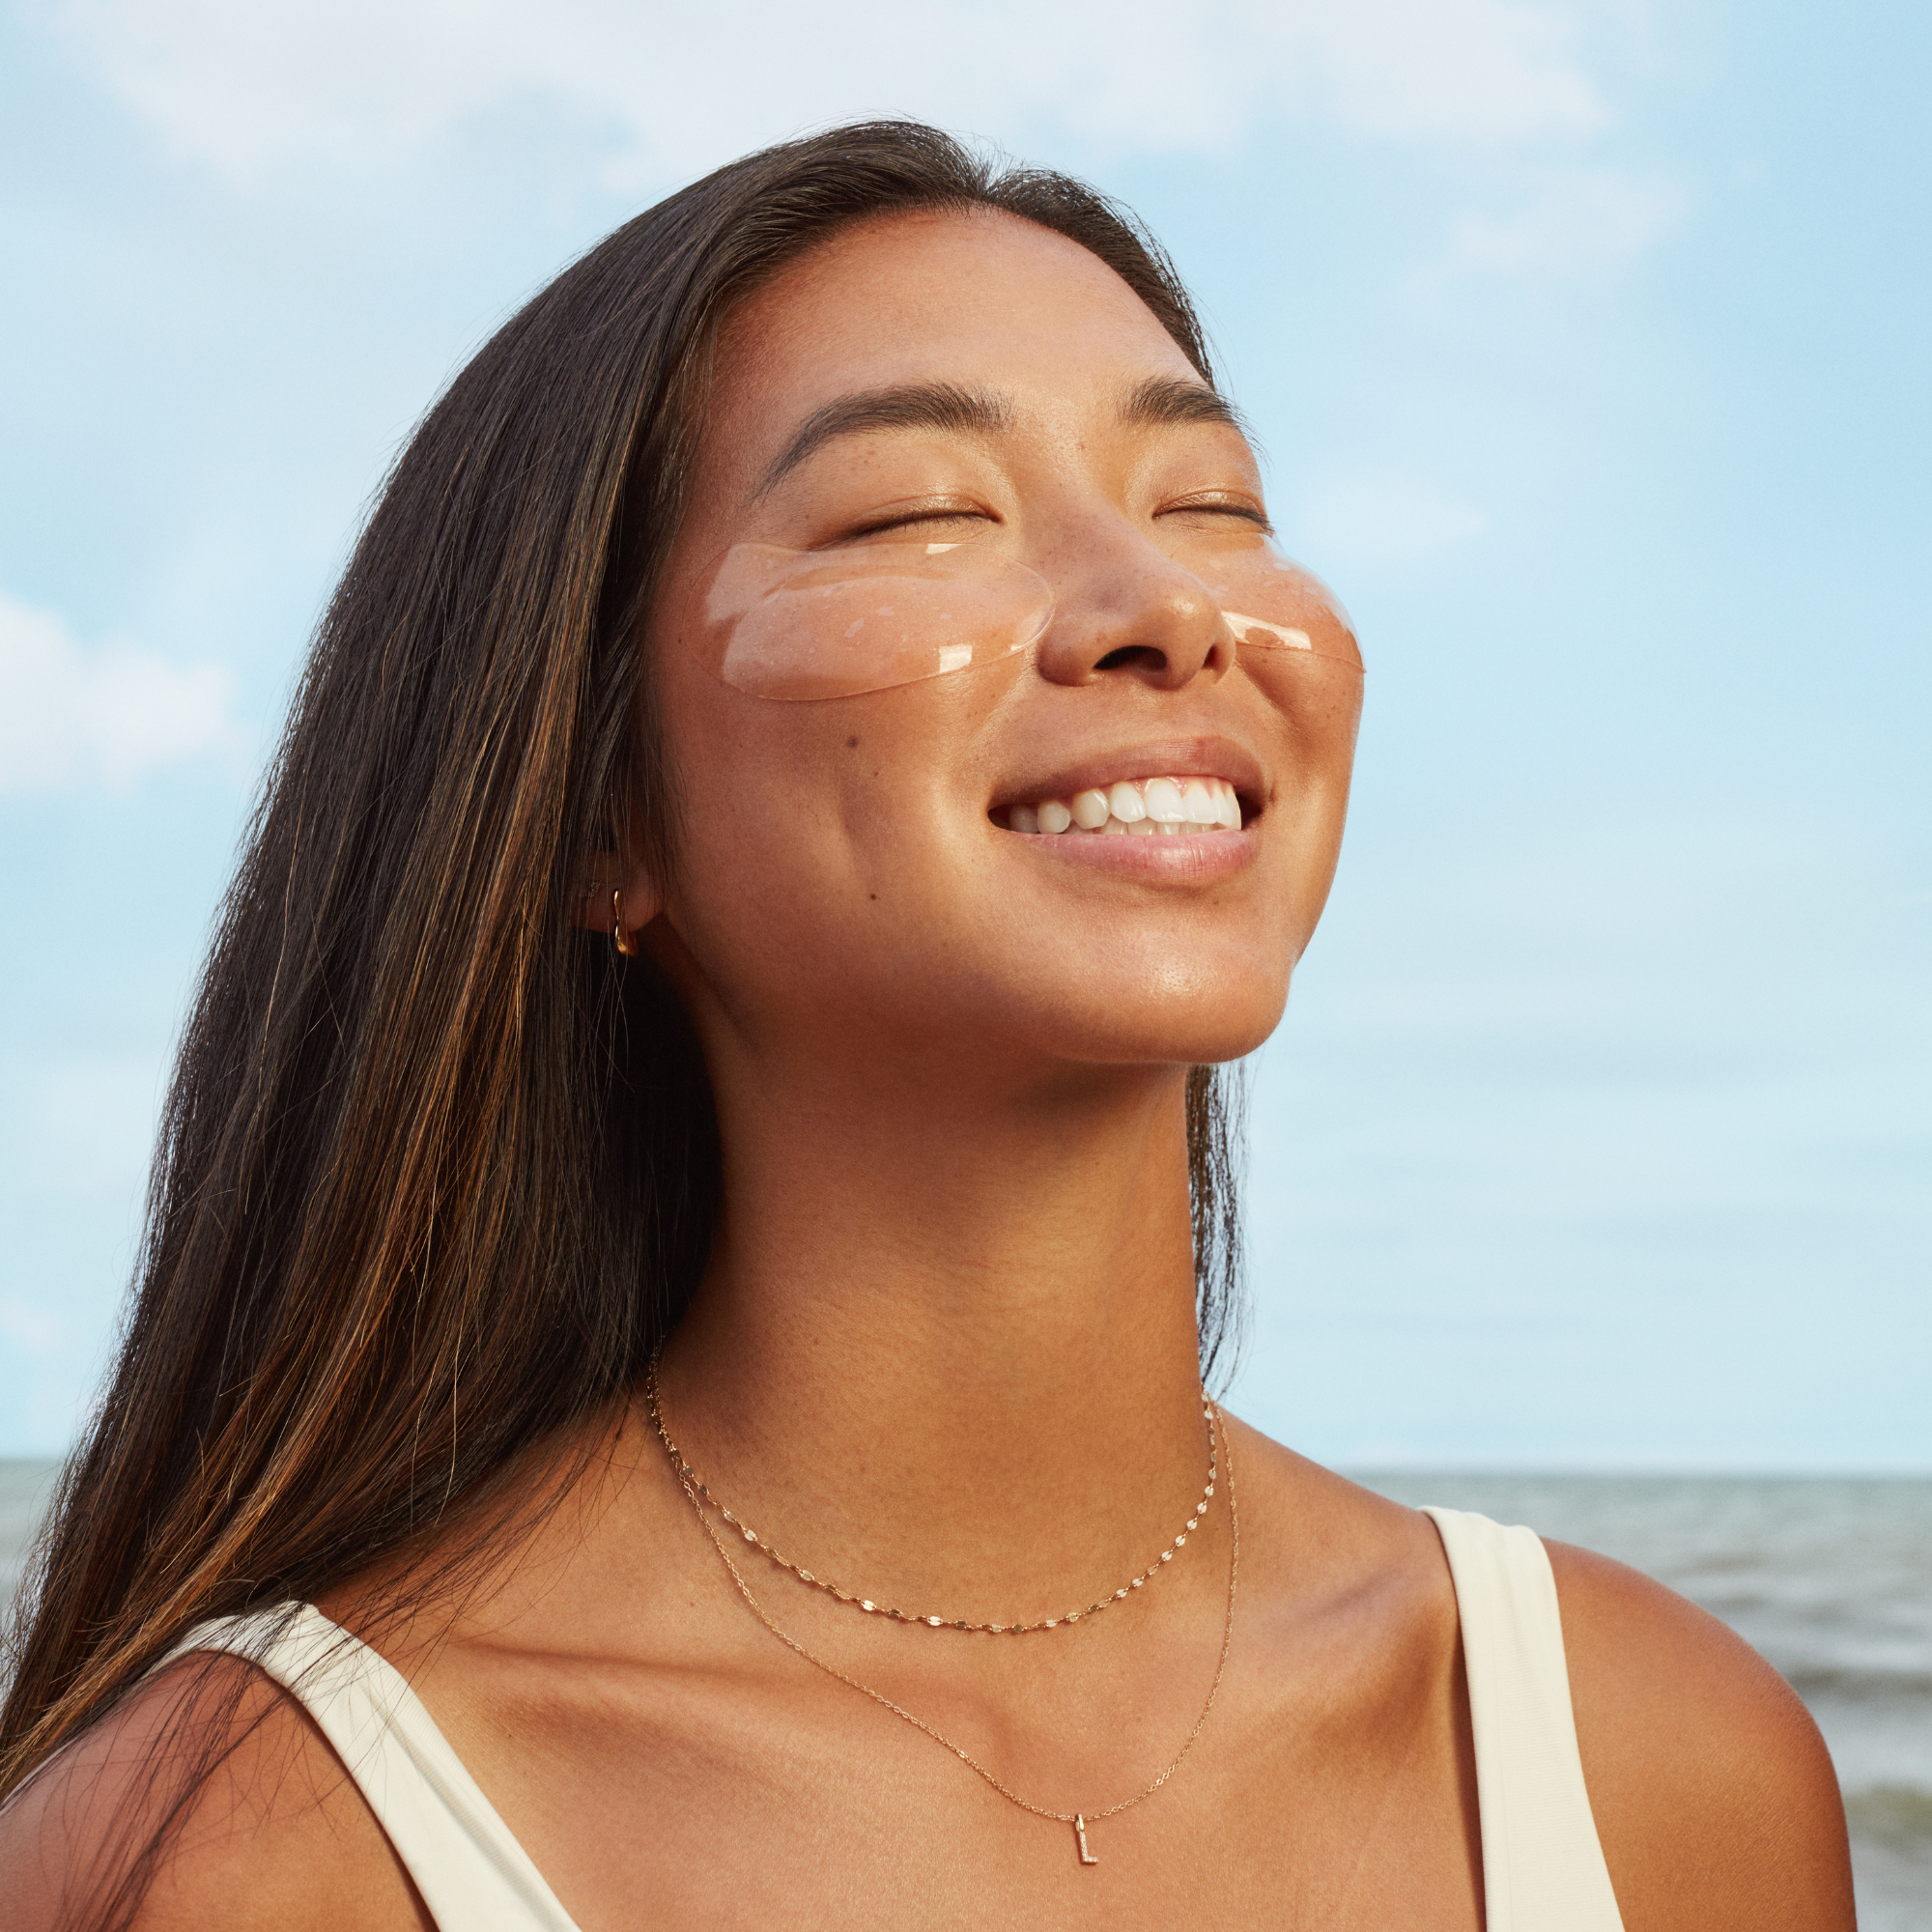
(845, 736, 860, 749)
(869, 894, 877, 901)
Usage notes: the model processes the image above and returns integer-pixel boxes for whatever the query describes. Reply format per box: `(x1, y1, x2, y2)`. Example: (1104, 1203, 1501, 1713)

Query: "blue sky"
(1, 0, 1925, 1463)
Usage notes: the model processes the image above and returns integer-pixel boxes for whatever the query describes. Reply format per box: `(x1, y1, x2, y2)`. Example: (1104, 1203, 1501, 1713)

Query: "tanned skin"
(1, 208, 1854, 1930)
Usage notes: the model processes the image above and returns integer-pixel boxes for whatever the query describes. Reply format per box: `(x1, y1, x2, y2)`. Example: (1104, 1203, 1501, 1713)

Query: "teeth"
(1143, 777, 1186, 822)
(1008, 775, 1246, 838)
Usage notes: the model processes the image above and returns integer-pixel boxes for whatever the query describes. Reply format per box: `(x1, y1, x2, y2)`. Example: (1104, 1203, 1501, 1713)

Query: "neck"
(656, 1047, 1216, 1618)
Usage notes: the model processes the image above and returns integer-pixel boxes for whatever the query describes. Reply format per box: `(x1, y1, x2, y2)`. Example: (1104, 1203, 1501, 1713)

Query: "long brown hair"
(1, 119, 1246, 1861)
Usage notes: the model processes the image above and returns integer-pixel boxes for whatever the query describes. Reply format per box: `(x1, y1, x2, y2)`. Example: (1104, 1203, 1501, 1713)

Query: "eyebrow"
(1119, 374, 1249, 440)
(754, 372, 1253, 498)
(756, 383, 1011, 497)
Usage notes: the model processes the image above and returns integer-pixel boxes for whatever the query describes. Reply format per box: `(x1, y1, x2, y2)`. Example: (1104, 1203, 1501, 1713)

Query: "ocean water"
(2, 1462, 1925, 1922)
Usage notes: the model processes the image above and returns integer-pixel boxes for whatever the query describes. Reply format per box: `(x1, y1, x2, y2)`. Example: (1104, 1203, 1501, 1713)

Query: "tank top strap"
(164, 1603, 580, 1932)
(1421, 1508, 1626, 1932)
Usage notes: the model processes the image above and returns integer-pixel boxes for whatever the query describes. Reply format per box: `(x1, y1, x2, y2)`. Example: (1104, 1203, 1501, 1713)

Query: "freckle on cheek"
(845, 736, 860, 749)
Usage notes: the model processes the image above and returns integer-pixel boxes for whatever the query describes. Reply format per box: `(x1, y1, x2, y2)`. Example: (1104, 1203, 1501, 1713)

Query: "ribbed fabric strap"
(166, 1605, 581, 1932)
(1422, 1508, 1626, 1932)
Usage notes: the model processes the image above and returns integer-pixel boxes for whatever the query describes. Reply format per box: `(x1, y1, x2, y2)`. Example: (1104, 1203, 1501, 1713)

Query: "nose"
(1032, 524, 1234, 691)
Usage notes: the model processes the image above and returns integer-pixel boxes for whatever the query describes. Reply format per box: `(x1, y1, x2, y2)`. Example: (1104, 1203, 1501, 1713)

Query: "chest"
(430, 1649, 1486, 1931)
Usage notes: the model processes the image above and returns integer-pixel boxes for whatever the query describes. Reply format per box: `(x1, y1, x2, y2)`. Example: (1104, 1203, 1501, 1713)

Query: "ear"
(571, 854, 664, 944)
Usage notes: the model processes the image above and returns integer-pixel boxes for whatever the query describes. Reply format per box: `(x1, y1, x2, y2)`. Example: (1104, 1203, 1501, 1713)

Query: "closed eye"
(847, 507, 998, 539)
(1160, 498, 1274, 534)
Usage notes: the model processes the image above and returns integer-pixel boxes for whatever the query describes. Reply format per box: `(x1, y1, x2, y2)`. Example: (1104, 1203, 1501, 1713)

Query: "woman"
(0, 123, 1852, 1929)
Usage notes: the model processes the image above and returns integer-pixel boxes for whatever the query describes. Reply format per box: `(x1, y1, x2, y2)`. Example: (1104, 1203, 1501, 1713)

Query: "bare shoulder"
(1547, 1539, 1855, 1932)
(1216, 1418, 1468, 1641)
(0, 1651, 431, 1932)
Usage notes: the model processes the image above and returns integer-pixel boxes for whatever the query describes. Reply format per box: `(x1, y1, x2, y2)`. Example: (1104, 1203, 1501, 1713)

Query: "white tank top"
(167, 1506, 1624, 1930)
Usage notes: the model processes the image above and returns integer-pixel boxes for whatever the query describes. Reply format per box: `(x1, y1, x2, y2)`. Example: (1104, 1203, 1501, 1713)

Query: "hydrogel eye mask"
(693, 539, 1056, 701)
(687, 534, 1361, 702)
(1198, 544, 1364, 674)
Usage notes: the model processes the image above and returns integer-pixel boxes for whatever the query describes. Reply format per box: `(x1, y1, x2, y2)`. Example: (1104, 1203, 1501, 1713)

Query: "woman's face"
(642, 207, 1360, 1081)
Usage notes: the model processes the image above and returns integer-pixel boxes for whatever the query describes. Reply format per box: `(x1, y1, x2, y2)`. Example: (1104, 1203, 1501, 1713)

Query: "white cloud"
(42, 0, 1616, 186)
(1435, 166, 1685, 284)
(0, 591, 246, 794)
(1264, 0, 1610, 145)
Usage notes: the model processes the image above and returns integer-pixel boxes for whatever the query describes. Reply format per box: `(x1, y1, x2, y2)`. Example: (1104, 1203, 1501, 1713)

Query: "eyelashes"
(847, 507, 994, 538)
(843, 502, 1273, 545)
(1158, 497, 1274, 533)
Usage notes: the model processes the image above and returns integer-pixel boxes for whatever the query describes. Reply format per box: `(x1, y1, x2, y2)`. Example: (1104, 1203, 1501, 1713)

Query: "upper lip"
(991, 736, 1268, 808)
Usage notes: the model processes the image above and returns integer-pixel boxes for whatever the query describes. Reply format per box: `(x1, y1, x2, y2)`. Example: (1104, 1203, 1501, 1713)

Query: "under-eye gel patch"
(694, 539, 1056, 701)
(1198, 544, 1364, 674)
(687, 534, 1362, 702)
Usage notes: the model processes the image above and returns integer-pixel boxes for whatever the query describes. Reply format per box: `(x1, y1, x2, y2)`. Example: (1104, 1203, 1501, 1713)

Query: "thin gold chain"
(662, 1395, 1239, 1841)
(646, 1368, 1218, 1635)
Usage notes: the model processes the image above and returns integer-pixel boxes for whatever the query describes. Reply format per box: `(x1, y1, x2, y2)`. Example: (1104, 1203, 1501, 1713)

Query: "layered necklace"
(645, 1358, 1238, 1866)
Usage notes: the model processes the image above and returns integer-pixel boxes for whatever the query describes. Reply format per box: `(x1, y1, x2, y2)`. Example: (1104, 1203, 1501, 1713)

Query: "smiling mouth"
(999, 775, 1245, 838)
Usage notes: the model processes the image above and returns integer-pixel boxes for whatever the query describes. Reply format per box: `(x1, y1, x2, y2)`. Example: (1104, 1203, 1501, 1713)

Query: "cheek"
(1252, 670, 1361, 953)
(649, 643, 1005, 996)
(662, 687, 859, 950)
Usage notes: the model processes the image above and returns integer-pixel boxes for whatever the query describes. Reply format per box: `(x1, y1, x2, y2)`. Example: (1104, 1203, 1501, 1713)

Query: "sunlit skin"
(638, 230, 1356, 1077)
(2, 210, 1853, 1931)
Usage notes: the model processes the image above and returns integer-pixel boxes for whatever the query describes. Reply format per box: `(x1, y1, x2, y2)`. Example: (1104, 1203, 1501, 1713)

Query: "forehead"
(703, 208, 1202, 474)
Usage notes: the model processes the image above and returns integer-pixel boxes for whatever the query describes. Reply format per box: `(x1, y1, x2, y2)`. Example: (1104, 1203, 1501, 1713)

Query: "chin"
(1019, 978, 1293, 1071)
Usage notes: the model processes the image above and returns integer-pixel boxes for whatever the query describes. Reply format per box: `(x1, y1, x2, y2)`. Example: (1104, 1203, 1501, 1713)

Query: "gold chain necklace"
(654, 1376, 1239, 1867)
(644, 1364, 1218, 1634)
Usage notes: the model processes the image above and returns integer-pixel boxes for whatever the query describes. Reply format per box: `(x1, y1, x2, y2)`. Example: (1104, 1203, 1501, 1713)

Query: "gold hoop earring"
(611, 887, 639, 958)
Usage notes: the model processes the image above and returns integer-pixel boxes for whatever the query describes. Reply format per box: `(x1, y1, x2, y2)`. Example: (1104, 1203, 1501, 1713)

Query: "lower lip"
(1003, 825, 1257, 883)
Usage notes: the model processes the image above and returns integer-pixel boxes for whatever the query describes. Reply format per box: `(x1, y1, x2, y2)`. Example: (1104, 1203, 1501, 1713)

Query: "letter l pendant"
(1074, 1814, 1097, 1864)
